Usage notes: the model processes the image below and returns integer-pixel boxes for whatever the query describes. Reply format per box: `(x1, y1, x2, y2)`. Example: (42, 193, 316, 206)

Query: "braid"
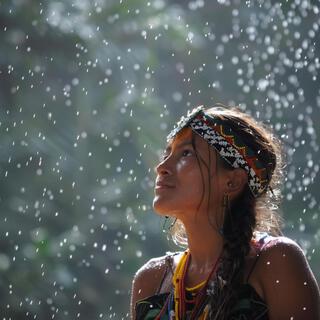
(208, 187, 256, 319)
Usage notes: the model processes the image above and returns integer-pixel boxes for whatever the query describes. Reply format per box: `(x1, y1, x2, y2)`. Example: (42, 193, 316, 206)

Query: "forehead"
(166, 127, 192, 148)
(166, 127, 209, 152)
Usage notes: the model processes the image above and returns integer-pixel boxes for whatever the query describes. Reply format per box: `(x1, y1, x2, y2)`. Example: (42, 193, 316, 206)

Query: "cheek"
(177, 162, 207, 196)
(176, 158, 203, 181)
(176, 157, 197, 172)
(182, 164, 216, 204)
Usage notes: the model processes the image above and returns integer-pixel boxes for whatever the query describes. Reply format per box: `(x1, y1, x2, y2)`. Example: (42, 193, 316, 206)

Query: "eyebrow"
(165, 140, 193, 152)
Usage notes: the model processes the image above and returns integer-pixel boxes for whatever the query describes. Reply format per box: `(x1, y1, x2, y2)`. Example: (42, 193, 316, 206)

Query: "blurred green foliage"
(0, 0, 319, 318)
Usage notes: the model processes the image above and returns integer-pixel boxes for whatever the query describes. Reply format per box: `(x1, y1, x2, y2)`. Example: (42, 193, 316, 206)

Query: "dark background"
(0, 0, 319, 318)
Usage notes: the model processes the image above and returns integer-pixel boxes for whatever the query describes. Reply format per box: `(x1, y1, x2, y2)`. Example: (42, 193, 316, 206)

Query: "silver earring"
(222, 193, 230, 208)
(162, 216, 169, 232)
(162, 216, 176, 232)
(220, 194, 230, 237)
(169, 217, 177, 230)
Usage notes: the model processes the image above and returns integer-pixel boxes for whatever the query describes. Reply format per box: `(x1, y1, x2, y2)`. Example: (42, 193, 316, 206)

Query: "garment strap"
(246, 233, 270, 283)
(246, 254, 261, 283)
(155, 252, 179, 295)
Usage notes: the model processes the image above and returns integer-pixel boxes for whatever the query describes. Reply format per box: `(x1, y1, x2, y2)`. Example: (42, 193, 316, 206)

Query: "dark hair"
(169, 105, 285, 318)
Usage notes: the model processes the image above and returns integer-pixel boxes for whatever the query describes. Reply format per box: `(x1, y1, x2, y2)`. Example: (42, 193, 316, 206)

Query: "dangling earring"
(222, 193, 229, 208)
(220, 193, 230, 236)
(162, 216, 177, 233)
(162, 215, 170, 233)
(169, 217, 177, 230)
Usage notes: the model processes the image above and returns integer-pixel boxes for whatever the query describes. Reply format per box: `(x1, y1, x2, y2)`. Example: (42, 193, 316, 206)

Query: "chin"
(152, 201, 168, 216)
(153, 196, 185, 218)
(153, 197, 174, 217)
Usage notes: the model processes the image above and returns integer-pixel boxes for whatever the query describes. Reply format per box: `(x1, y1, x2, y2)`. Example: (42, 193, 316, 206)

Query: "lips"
(155, 180, 175, 188)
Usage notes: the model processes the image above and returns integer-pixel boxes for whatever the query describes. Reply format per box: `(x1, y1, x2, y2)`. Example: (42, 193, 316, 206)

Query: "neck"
(183, 218, 224, 275)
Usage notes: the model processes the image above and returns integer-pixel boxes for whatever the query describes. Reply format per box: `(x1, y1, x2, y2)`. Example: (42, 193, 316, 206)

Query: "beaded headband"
(167, 106, 270, 197)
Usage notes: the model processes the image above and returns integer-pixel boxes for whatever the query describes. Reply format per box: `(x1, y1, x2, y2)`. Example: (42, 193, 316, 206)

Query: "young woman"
(130, 105, 320, 319)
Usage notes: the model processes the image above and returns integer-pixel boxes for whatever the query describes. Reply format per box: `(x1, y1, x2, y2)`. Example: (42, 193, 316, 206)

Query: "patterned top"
(135, 233, 271, 320)
(136, 284, 268, 320)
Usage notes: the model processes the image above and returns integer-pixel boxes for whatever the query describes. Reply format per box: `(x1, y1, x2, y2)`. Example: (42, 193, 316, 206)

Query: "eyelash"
(161, 149, 193, 161)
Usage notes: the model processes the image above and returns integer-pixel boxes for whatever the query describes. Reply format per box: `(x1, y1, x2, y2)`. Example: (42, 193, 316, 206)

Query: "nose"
(154, 158, 173, 176)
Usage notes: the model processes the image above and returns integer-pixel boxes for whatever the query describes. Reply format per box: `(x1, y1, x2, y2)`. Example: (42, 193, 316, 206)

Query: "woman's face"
(153, 127, 226, 221)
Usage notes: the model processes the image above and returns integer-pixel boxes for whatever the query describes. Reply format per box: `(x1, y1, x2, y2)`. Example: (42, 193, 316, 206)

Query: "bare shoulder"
(130, 252, 181, 319)
(258, 235, 309, 271)
(257, 235, 312, 279)
(256, 235, 320, 319)
(133, 254, 169, 297)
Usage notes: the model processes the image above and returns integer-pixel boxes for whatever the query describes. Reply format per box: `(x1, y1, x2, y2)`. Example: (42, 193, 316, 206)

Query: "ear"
(225, 168, 248, 195)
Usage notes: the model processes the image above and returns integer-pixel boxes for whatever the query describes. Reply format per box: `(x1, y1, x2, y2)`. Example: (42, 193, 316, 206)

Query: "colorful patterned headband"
(167, 106, 270, 197)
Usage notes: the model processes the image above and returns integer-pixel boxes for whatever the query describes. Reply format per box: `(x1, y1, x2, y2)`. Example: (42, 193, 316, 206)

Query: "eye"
(159, 148, 193, 161)
(182, 149, 193, 157)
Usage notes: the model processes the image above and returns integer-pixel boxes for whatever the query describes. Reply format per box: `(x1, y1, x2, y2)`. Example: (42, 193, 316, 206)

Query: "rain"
(0, 0, 319, 318)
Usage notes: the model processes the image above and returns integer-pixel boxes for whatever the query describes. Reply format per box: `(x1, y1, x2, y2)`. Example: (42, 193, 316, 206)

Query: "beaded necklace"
(169, 250, 222, 320)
